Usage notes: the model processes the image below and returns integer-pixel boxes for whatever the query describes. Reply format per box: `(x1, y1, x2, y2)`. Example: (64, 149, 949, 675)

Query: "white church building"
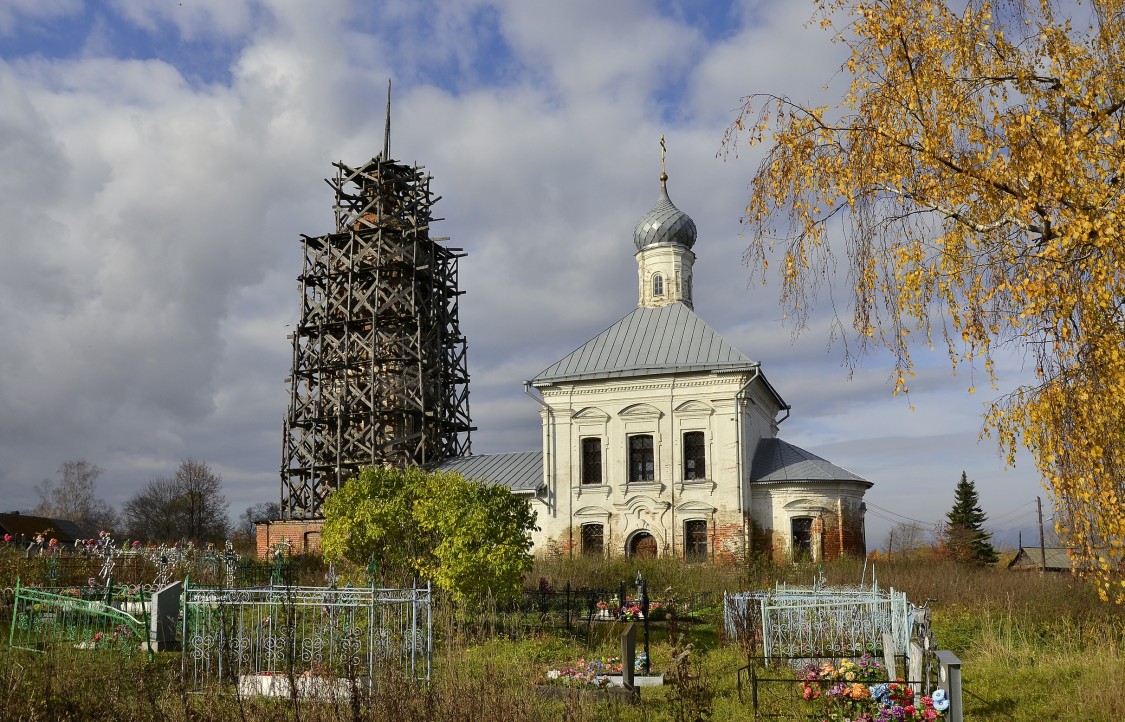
(440, 165, 871, 562)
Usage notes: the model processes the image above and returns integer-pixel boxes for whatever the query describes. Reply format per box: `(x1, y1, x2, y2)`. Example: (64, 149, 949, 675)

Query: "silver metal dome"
(633, 181, 697, 251)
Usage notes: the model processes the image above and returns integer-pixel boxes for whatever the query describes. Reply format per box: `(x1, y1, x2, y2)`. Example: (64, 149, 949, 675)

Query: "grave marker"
(620, 622, 636, 692)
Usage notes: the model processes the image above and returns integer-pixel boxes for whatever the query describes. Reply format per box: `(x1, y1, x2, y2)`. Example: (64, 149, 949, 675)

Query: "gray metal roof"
(634, 182, 697, 251)
(532, 302, 758, 385)
(750, 438, 872, 486)
(434, 451, 544, 494)
(1008, 547, 1074, 571)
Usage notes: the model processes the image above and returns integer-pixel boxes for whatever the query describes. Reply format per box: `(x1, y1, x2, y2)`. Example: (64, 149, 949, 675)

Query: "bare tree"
(121, 477, 182, 542)
(33, 459, 118, 532)
(175, 459, 229, 542)
(122, 459, 229, 544)
(237, 502, 281, 539)
(885, 522, 930, 559)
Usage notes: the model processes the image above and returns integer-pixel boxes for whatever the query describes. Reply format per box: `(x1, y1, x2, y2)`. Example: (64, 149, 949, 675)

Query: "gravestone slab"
(620, 622, 636, 691)
(150, 581, 182, 651)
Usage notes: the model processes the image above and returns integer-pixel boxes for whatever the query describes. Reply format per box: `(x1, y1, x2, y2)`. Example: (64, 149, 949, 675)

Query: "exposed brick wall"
(254, 519, 325, 558)
(756, 509, 866, 563)
(820, 498, 868, 559)
(820, 513, 841, 559)
(839, 501, 867, 557)
(710, 513, 745, 564)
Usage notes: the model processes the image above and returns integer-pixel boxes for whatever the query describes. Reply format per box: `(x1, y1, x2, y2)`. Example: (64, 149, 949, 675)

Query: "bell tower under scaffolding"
(280, 125, 472, 519)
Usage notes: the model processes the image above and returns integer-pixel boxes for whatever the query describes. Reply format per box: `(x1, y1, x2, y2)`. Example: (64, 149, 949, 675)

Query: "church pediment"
(619, 403, 663, 420)
(673, 400, 713, 415)
(574, 505, 612, 519)
(675, 500, 716, 515)
(573, 406, 611, 422)
(783, 498, 831, 513)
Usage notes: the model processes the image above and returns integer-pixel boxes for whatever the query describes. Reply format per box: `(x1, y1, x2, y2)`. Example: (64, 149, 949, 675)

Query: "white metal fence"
(724, 582, 913, 663)
(182, 583, 431, 692)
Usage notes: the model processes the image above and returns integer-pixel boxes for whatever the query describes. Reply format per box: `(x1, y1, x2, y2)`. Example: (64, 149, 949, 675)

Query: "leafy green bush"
(321, 466, 537, 605)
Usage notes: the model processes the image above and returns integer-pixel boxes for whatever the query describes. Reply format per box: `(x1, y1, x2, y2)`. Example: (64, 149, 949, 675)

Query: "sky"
(0, 0, 1053, 550)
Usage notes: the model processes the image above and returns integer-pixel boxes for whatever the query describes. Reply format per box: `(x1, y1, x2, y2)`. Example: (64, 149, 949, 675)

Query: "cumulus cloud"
(0, 0, 82, 35)
(0, 1, 1045, 546)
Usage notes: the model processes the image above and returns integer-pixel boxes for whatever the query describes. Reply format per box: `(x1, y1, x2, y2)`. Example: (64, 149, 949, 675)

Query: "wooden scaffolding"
(281, 153, 472, 518)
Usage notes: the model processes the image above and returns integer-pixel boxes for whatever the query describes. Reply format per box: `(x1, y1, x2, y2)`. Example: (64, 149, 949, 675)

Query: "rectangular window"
(628, 434, 655, 482)
(581, 437, 602, 485)
(581, 524, 604, 556)
(684, 519, 708, 561)
(792, 517, 814, 559)
(683, 431, 706, 480)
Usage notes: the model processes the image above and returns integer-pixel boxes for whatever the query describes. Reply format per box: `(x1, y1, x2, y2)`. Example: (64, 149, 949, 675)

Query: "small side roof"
(0, 512, 95, 543)
(434, 451, 544, 494)
(531, 302, 763, 385)
(751, 438, 872, 486)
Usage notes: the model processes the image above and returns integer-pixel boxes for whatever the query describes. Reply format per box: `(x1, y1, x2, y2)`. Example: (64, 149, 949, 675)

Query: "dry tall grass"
(1, 553, 1122, 721)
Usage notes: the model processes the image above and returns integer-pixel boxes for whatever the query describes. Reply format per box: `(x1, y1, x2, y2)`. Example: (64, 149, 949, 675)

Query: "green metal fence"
(8, 579, 152, 657)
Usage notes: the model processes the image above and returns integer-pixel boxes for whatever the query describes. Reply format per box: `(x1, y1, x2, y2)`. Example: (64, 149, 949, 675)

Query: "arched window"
(652, 274, 664, 297)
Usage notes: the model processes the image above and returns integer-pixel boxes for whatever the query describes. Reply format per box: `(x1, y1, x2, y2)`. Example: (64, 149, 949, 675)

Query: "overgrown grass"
(1, 555, 1122, 720)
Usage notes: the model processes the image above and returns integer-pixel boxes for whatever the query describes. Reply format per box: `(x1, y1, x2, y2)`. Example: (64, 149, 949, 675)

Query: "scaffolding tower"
(281, 153, 472, 519)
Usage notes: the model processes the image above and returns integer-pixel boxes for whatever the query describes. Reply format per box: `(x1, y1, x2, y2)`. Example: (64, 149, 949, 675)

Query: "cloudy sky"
(0, 0, 1051, 548)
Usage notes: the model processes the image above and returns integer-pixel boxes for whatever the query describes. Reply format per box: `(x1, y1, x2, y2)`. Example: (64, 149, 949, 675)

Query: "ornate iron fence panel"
(182, 583, 431, 692)
(724, 583, 912, 663)
(8, 581, 149, 654)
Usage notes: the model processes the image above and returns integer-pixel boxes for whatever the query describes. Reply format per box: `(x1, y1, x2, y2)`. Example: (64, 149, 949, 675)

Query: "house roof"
(0, 512, 95, 543)
(434, 451, 544, 494)
(531, 302, 764, 386)
(1008, 546, 1074, 571)
(751, 438, 872, 486)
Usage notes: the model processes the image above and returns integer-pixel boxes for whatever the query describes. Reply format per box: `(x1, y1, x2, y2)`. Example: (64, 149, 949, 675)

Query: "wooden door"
(630, 532, 658, 559)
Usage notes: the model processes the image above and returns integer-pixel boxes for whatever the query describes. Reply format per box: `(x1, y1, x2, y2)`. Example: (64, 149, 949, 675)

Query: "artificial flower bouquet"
(533, 652, 650, 689)
(799, 656, 950, 721)
(532, 658, 613, 689)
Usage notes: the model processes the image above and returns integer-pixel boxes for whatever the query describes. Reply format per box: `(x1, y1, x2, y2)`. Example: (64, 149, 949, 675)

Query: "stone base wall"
(544, 510, 746, 562)
(254, 519, 324, 558)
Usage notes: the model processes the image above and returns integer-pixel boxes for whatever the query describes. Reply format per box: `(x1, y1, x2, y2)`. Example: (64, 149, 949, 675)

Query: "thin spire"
(659, 134, 668, 185)
(383, 79, 392, 160)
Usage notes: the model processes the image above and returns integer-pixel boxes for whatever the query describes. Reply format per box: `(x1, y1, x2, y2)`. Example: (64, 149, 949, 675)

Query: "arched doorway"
(628, 531, 658, 559)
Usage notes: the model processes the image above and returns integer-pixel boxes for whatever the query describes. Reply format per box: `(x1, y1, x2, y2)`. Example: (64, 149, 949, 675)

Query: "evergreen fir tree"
(943, 471, 999, 564)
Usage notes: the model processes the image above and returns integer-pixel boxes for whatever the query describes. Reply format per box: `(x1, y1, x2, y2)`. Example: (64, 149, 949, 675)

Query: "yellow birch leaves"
(731, 0, 1125, 601)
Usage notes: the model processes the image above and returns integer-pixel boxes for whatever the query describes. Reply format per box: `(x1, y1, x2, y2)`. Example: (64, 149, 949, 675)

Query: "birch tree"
(727, 0, 1125, 600)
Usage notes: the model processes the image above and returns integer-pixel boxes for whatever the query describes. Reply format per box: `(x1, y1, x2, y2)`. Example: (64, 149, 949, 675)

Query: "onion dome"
(633, 172, 697, 251)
